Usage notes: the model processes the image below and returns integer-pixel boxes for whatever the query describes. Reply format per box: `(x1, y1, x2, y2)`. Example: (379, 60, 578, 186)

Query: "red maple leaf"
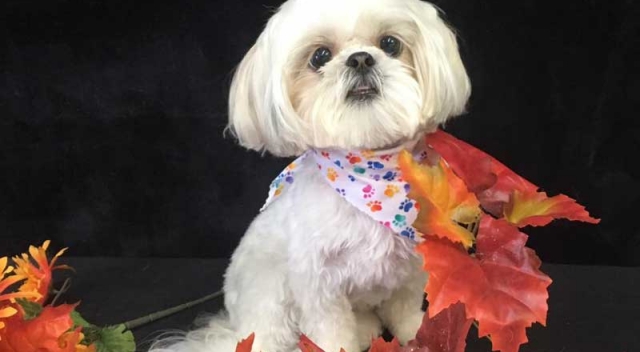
(405, 302, 472, 352)
(416, 216, 552, 352)
(235, 333, 255, 352)
(425, 130, 599, 226)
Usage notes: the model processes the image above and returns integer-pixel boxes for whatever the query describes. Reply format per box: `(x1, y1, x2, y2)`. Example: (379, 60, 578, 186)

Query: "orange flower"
(12, 240, 71, 304)
(398, 150, 481, 248)
(0, 303, 91, 352)
(0, 257, 40, 339)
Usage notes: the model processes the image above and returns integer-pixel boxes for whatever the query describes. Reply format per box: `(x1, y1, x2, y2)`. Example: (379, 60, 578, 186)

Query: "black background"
(1, 0, 638, 266)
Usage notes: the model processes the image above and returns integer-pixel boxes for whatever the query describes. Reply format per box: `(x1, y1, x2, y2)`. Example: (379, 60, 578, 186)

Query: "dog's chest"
(281, 165, 419, 300)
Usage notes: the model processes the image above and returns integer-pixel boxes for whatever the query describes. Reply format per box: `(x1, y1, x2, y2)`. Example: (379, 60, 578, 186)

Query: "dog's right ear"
(227, 42, 269, 154)
(227, 30, 305, 157)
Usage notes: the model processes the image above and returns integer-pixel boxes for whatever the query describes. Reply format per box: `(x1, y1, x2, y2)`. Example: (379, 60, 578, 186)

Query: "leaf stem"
(122, 290, 223, 330)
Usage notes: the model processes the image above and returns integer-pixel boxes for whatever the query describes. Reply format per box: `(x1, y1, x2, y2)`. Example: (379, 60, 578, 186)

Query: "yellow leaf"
(398, 150, 480, 248)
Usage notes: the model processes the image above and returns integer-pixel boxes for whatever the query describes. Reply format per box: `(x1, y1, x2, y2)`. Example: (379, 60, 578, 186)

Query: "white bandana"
(262, 139, 429, 241)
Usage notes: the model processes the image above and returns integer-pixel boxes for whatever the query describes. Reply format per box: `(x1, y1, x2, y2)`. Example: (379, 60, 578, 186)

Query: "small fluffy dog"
(151, 0, 469, 351)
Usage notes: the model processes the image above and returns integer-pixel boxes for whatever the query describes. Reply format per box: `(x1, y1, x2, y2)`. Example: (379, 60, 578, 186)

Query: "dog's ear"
(409, 1, 471, 124)
(227, 30, 304, 157)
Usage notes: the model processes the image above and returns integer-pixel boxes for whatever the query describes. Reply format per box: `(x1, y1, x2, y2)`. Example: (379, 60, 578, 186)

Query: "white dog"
(151, 0, 469, 351)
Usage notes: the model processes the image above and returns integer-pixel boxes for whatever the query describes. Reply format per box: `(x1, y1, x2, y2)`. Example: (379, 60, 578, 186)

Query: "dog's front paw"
(355, 310, 383, 350)
(389, 310, 423, 345)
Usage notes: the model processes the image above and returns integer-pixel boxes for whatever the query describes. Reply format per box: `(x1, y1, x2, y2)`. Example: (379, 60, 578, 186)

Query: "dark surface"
(55, 257, 640, 352)
(1, 0, 640, 265)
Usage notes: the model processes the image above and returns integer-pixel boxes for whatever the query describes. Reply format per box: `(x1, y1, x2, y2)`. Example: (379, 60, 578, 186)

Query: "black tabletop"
(54, 258, 640, 352)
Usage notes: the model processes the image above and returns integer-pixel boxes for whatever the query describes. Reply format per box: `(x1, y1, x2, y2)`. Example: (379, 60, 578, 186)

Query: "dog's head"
(228, 0, 470, 156)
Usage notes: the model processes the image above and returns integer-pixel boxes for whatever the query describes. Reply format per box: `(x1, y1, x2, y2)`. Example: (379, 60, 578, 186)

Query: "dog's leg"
(376, 266, 428, 345)
(354, 309, 383, 351)
(295, 294, 360, 352)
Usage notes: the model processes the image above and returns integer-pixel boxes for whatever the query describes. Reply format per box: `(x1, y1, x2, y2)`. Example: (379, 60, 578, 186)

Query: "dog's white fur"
(150, 0, 469, 351)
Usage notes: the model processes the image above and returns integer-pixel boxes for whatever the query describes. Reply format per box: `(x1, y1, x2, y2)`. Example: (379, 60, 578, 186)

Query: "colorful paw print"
(367, 200, 383, 212)
(401, 227, 415, 238)
(385, 185, 400, 197)
(399, 200, 414, 212)
(371, 174, 381, 181)
(354, 166, 366, 174)
(382, 171, 397, 181)
(283, 171, 294, 184)
(367, 161, 385, 170)
(393, 214, 407, 227)
(346, 153, 362, 164)
(380, 154, 392, 161)
(321, 151, 330, 159)
(334, 160, 344, 169)
(285, 162, 297, 171)
(380, 221, 391, 228)
(336, 188, 346, 196)
(361, 150, 375, 159)
(404, 183, 411, 193)
(348, 175, 356, 182)
(327, 168, 338, 181)
(274, 184, 284, 197)
(362, 184, 375, 198)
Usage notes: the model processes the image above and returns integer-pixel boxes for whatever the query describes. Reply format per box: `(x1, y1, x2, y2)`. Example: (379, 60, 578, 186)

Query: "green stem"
(122, 290, 223, 330)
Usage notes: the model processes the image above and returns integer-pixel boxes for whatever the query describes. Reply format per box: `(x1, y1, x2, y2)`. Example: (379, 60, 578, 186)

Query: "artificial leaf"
(15, 298, 43, 320)
(398, 150, 480, 248)
(504, 191, 600, 227)
(235, 333, 255, 352)
(71, 310, 92, 328)
(417, 216, 552, 352)
(425, 130, 599, 226)
(0, 257, 40, 338)
(298, 334, 326, 352)
(368, 337, 401, 352)
(12, 240, 72, 304)
(0, 303, 82, 352)
(93, 324, 135, 352)
(409, 302, 472, 352)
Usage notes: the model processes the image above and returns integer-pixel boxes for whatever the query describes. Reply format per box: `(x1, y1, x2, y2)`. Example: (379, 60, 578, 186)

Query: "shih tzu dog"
(151, 0, 470, 351)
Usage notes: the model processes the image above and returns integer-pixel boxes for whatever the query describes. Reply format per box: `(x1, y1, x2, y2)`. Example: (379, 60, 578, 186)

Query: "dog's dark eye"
(310, 47, 332, 70)
(380, 36, 402, 57)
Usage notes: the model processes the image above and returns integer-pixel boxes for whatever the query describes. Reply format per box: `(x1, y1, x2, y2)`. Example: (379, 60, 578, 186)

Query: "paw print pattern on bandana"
(401, 227, 415, 239)
(399, 200, 414, 212)
(346, 153, 362, 164)
(262, 144, 425, 240)
(367, 200, 383, 212)
(327, 168, 338, 182)
(385, 185, 400, 197)
(383, 171, 397, 181)
(362, 184, 375, 198)
(393, 214, 407, 227)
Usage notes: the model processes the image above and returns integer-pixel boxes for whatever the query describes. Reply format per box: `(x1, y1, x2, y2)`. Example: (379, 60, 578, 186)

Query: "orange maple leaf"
(235, 333, 255, 352)
(398, 150, 480, 248)
(368, 337, 401, 352)
(12, 240, 72, 304)
(0, 303, 86, 352)
(417, 216, 552, 352)
(425, 129, 600, 226)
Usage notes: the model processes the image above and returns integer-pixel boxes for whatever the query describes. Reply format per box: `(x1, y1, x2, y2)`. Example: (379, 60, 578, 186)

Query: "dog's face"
(228, 0, 470, 156)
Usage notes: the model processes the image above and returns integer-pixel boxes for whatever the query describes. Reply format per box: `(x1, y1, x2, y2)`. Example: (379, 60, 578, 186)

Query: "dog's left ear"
(409, 1, 471, 124)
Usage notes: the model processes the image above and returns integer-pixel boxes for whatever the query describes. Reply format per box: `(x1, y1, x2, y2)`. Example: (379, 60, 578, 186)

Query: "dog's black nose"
(346, 52, 376, 70)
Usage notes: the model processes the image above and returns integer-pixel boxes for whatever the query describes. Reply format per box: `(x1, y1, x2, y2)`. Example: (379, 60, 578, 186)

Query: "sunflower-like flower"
(0, 257, 40, 339)
(12, 240, 71, 304)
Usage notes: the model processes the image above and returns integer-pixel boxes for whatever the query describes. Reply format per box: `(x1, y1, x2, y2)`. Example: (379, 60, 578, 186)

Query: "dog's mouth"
(346, 82, 379, 102)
